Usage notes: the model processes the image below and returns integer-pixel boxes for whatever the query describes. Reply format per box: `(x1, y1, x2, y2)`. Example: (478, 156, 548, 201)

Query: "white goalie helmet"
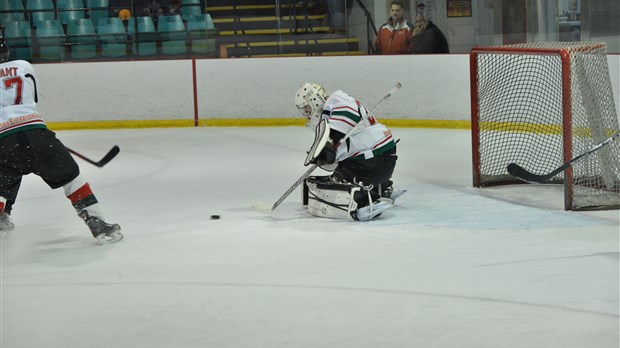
(295, 82, 328, 129)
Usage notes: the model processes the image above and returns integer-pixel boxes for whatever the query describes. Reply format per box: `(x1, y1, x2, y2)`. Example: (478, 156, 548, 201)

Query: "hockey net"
(470, 42, 620, 210)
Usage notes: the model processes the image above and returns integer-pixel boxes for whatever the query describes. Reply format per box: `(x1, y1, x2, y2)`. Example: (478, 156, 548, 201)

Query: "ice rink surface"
(1, 127, 618, 348)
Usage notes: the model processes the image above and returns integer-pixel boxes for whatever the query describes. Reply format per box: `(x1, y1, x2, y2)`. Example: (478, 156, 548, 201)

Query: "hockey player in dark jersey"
(0, 37, 123, 244)
(295, 82, 403, 221)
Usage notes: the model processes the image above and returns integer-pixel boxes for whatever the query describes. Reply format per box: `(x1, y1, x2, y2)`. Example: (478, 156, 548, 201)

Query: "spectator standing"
(411, 2, 449, 54)
(374, 1, 413, 55)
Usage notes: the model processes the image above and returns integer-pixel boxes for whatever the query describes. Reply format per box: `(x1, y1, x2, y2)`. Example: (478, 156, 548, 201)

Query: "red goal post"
(470, 42, 620, 210)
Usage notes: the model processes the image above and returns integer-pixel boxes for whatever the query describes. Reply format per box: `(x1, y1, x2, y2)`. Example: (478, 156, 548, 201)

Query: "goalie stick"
(507, 131, 619, 183)
(67, 145, 120, 168)
(253, 82, 403, 213)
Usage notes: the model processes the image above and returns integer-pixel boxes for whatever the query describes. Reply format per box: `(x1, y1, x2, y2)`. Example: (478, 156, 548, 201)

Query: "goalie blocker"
(302, 176, 393, 221)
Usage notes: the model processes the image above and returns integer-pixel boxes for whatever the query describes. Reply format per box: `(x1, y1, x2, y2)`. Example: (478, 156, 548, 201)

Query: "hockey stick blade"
(253, 164, 318, 214)
(507, 131, 619, 183)
(506, 163, 561, 183)
(68, 145, 120, 168)
(251, 203, 273, 214)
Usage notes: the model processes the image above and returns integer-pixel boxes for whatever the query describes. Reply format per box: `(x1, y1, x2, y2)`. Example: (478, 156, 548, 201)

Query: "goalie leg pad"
(304, 176, 392, 221)
(305, 176, 359, 220)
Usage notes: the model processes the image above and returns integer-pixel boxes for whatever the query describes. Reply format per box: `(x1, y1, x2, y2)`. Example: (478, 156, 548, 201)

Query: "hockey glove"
(314, 143, 336, 166)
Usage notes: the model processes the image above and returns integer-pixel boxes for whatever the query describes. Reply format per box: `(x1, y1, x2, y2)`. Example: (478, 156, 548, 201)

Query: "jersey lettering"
(0, 67, 18, 78)
(3, 76, 23, 105)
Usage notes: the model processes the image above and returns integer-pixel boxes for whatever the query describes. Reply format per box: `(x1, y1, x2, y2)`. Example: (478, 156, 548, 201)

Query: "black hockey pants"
(0, 128, 80, 214)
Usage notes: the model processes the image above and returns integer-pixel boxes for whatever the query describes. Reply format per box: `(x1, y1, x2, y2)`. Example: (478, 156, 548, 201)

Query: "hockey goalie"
(295, 82, 403, 221)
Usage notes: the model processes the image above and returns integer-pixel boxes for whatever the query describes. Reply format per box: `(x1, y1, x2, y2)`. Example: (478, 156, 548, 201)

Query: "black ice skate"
(79, 211, 123, 245)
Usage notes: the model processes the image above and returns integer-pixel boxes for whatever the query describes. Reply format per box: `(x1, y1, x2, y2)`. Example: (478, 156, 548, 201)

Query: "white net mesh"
(471, 42, 620, 210)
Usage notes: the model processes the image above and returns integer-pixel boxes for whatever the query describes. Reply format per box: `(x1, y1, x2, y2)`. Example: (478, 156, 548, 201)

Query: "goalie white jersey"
(322, 90, 395, 161)
(0, 60, 45, 139)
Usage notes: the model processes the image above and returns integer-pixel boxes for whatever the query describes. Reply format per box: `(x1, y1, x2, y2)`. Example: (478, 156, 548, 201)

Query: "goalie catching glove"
(305, 119, 337, 169)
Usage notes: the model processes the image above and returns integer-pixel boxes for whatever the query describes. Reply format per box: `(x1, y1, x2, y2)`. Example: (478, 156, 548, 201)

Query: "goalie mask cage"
(470, 42, 620, 211)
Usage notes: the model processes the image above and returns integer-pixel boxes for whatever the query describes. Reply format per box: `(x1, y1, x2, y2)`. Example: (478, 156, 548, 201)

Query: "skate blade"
(96, 232, 124, 245)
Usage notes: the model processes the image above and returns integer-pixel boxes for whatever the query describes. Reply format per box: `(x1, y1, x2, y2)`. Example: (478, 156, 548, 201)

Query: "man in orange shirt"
(374, 1, 413, 54)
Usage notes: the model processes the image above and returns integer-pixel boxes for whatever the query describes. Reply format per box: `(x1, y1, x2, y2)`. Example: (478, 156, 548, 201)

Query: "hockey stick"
(370, 82, 402, 111)
(253, 82, 402, 213)
(67, 145, 120, 168)
(507, 131, 619, 183)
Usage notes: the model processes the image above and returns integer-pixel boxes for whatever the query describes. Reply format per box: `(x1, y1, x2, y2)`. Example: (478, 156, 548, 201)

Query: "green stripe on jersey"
(331, 110, 361, 123)
(0, 123, 47, 139)
(349, 139, 396, 160)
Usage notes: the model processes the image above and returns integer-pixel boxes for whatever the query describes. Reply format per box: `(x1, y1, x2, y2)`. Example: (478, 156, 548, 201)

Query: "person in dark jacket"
(411, 11, 449, 54)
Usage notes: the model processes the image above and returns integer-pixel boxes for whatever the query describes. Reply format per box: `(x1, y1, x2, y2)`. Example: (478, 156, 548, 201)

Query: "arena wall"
(34, 54, 619, 129)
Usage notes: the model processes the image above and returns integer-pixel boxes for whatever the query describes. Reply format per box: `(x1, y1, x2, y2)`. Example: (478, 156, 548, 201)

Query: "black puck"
(210, 215, 220, 220)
